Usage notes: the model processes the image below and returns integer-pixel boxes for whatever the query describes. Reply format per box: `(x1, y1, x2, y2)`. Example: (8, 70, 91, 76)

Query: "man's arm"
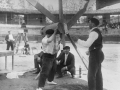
(66, 54, 75, 70)
(47, 30, 57, 43)
(56, 51, 64, 65)
(5, 35, 9, 41)
(77, 31, 98, 48)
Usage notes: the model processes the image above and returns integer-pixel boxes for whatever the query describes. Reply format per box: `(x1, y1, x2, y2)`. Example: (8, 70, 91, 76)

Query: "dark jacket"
(5, 35, 9, 42)
(57, 52, 75, 70)
(5, 34, 14, 42)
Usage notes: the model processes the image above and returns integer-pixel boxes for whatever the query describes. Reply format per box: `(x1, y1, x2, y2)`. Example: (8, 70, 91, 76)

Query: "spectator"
(5, 31, 15, 51)
(56, 46, 75, 78)
(24, 41, 30, 55)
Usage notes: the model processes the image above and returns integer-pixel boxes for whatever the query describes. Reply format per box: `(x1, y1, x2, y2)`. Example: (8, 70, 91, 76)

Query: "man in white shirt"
(5, 31, 15, 51)
(77, 18, 104, 90)
(37, 29, 61, 90)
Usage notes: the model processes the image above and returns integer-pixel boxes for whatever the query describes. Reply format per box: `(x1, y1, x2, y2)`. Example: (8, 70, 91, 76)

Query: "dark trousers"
(88, 49, 104, 90)
(6, 41, 14, 50)
(38, 53, 56, 87)
(57, 64, 75, 76)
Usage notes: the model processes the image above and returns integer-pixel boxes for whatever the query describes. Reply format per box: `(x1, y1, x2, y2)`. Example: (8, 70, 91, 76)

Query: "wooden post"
(59, 0, 65, 47)
(5, 13, 7, 24)
(118, 15, 119, 23)
(12, 54, 14, 70)
(5, 56, 7, 70)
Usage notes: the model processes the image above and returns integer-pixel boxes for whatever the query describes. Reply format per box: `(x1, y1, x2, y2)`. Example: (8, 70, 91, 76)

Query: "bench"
(0, 50, 14, 70)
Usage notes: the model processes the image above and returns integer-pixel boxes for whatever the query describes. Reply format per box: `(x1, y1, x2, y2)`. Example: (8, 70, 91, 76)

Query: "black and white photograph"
(0, 0, 120, 90)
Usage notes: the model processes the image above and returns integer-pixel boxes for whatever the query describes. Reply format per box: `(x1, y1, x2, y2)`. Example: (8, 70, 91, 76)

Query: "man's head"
(25, 41, 28, 44)
(55, 29, 62, 41)
(56, 29, 62, 38)
(8, 31, 11, 34)
(63, 46, 70, 54)
(45, 29, 54, 37)
(89, 18, 99, 29)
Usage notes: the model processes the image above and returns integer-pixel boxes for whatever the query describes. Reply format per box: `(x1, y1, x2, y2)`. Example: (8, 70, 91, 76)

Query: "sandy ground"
(0, 42, 119, 90)
(0, 41, 89, 90)
(0, 71, 89, 90)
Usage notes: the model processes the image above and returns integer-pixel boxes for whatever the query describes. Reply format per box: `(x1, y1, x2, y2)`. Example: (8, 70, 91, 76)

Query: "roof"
(0, 8, 120, 15)
(85, 8, 120, 15)
(0, 8, 41, 14)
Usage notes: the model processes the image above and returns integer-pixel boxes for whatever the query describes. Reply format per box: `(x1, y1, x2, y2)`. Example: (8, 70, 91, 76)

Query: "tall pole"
(59, 0, 65, 47)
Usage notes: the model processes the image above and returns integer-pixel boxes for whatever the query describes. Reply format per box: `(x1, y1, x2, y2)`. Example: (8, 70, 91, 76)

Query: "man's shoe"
(47, 81, 57, 85)
(36, 88, 42, 90)
(71, 74, 75, 78)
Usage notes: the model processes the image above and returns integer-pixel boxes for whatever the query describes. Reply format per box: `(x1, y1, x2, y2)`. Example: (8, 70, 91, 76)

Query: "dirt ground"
(0, 71, 88, 90)
(0, 42, 109, 90)
(0, 42, 89, 90)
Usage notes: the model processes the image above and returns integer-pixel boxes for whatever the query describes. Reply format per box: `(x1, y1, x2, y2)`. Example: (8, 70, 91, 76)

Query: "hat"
(90, 18, 99, 26)
(46, 29, 54, 35)
(63, 46, 70, 50)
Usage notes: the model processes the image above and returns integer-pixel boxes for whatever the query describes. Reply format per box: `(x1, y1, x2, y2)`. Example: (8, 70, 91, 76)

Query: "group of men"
(33, 18, 104, 90)
(33, 28, 75, 90)
(5, 30, 30, 55)
(5, 17, 104, 90)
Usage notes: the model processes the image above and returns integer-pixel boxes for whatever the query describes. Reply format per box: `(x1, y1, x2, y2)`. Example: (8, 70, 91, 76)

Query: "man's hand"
(61, 67, 67, 72)
(64, 23, 69, 34)
(56, 60, 60, 65)
(37, 57, 41, 62)
(13, 38, 15, 41)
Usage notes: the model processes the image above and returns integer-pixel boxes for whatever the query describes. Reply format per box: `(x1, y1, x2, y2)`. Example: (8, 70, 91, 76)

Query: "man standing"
(5, 31, 15, 51)
(36, 29, 61, 90)
(56, 46, 75, 78)
(77, 18, 104, 90)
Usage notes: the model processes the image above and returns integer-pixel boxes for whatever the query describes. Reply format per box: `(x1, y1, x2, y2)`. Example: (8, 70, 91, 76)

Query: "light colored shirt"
(42, 36, 60, 54)
(77, 27, 98, 48)
(64, 53, 69, 65)
(9, 34, 14, 41)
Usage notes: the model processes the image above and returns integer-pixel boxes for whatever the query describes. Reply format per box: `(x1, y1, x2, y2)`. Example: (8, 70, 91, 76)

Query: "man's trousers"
(38, 53, 56, 87)
(88, 49, 104, 90)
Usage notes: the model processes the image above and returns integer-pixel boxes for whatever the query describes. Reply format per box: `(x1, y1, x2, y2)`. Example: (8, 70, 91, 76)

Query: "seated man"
(24, 41, 30, 55)
(33, 51, 44, 74)
(56, 46, 75, 78)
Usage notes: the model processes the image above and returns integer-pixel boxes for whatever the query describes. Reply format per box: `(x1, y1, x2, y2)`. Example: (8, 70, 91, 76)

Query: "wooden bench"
(0, 50, 14, 70)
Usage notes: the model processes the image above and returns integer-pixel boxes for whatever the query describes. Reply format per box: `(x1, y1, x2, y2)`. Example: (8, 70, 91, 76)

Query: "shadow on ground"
(0, 71, 107, 90)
